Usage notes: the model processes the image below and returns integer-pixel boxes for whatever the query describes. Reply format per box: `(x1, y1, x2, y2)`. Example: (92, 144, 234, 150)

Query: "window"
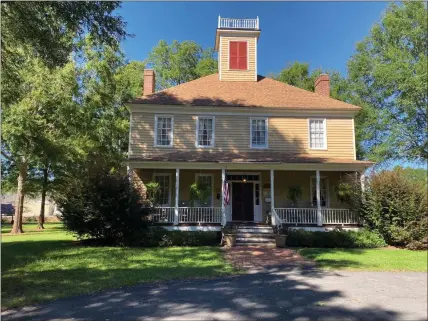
(229, 41, 247, 70)
(310, 176, 329, 207)
(309, 119, 327, 149)
(155, 116, 173, 147)
(196, 117, 215, 147)
(250, 118, 268, 148)
(153, 174, 171, 206)
(195, 174, 213, 207)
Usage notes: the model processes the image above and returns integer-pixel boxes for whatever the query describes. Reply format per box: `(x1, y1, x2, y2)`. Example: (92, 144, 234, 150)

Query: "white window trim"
(250, 117, 269, 149)
(310, 175, 330, 208)
(195, 116, 215, 148)
(308, 118, 327, 150)
(154, 115, 174, 147)
(227, 40, 250, 71)
(152, 173, 172, 207)
(195, 173, 214, 207)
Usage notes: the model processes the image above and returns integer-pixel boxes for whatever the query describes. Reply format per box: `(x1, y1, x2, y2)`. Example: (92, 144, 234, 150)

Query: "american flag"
(223, 178, 230, 206)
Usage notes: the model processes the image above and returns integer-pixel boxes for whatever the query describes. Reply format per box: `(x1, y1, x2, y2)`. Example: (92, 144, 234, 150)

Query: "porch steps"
(233, 224, 275, 247)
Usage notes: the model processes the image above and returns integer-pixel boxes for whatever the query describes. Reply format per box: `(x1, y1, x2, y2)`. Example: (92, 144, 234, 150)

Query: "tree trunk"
(38, 167, 48, 229)
(10, 161, 28, 234)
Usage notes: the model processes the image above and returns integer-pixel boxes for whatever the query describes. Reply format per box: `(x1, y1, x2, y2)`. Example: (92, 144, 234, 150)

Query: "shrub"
(139, 227, 221, 247)
(56, 168, 151, 246)
(287, 229, 386, 248)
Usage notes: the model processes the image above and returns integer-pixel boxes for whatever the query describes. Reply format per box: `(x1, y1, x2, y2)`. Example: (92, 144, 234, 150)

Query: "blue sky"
(117, 1, 389, 76)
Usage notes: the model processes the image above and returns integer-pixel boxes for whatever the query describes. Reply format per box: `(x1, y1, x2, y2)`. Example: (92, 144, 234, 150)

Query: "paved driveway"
(3, 266, 427, 321)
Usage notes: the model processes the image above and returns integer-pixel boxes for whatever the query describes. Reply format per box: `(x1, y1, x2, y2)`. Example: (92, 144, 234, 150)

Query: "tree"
(348, 2, 428, 163)
(146, 40, 217, 90)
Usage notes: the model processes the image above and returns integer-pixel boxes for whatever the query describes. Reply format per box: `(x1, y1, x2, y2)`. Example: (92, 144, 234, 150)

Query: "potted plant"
(222, 225, 238, 247)
(335, 182, 352, 204)
(189, 182, 210, 207)
(273, 225, 288, 248)
(287, 186, 302, 208)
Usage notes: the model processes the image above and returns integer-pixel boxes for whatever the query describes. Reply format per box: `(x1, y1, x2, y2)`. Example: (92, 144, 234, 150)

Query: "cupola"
(215, 16, 261, 82)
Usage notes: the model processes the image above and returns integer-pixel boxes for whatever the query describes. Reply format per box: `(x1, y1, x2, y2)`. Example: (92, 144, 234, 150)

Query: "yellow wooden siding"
(219, 36, 256, 82)
(130, 112, 355, 159)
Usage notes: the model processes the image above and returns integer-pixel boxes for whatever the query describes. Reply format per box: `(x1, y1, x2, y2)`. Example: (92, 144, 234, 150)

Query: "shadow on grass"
(296, 248, 368, 270)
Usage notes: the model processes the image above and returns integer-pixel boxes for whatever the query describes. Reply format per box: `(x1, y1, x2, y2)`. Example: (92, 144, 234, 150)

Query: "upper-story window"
(154, 115, 173, 147)
(229, 41, 248, 70)
(250, 117, 268, 148)
(309, 119, 327, 150)
(196, 116, 215, 148)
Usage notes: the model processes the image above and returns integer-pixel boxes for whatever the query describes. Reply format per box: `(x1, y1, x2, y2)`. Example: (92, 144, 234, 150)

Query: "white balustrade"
(322, 209, 361, 225)
(151, 207, 175, 223)
(218, 17, 259, 29)
(178, 207, 222, 223)
(274, 208, 360, 225)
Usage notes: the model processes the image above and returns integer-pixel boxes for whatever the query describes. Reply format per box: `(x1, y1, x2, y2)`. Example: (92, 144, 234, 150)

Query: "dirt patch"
(223, 246, 315, 270)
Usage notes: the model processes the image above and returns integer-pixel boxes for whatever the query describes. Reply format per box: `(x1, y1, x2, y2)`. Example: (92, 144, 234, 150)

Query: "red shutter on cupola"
(229, 41, 247, 70)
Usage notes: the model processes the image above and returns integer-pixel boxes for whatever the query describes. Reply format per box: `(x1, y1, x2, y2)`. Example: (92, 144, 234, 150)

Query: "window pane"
(311, 177, 328, 207)
(156, 117, 172, 146)
(198, 118, 214, 147)
(310, 120, 325, 149)
(154, 175, 170, 205)
(196, 175, 212, 207)
(251, 119, 267, 147)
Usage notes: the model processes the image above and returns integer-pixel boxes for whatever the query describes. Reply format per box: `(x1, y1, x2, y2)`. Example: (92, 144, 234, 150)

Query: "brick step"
(236, 233, 275, 238)
(236, 228, 273, 234)
(236, 237, 275, 243)
(236, 242, 276, 247)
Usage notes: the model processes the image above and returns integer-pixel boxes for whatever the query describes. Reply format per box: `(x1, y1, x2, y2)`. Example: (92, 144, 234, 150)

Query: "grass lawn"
(297, 248, 428, 272)
(1, 223, 237, 310)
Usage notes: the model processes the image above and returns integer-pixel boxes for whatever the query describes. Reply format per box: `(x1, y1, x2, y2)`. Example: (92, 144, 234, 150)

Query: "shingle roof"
(128, 151, 373, 166)
(130, 74, 360, 110)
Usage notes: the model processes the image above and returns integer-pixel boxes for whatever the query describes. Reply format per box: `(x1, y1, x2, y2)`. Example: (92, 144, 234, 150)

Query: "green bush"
(56, 168, 151, 246)
(287, 229, 386, 248)
(140, 227, 221, 247)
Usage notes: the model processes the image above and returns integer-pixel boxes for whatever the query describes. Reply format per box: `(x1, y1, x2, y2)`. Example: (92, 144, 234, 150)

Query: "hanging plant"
(189, 182, 210, 207)
(287, 185, 302, 207)
(335, 182, 353, 204)
(145, 181, 160, 206)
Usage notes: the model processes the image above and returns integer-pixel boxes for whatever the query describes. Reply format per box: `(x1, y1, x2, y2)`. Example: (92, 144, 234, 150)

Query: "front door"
(232, 182, 254, 221)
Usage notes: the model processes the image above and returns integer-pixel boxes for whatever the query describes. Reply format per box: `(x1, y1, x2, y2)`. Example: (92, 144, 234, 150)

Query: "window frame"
(194, 173, 214, 207)
(195, 116, 215, 148)
(228, 40, 249, 71)
(309, 175, 330, 208)
(152, 173, 172, 207)
(250, 117, 269, 149)
(308, 118, 327, 150)
(154, 115, 174, 147)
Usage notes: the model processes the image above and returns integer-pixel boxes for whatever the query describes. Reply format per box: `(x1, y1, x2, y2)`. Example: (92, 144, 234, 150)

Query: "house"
(126, 16, 372, 232)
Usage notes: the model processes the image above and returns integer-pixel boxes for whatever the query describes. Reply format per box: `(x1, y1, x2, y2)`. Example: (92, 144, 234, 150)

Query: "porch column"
(316, 170, 322, 226)
(270, 169, 275, 225)
(221, 169, 226, 226)
(174, 168, 180, 225)
(360, 171, 366, 193)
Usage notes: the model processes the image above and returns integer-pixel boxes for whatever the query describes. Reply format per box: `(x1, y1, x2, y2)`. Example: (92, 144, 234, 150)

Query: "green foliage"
(57, 166, 151, 246)
(360, 167, 427, 245)
(335, 182, 354, 204)
(348, 2, 428, 162)
(287, 185, 302, 205)
(287, 229, 386, 248)
(189, 182, 211, 207)
(140, 227, 221, 247)
(145, 181, 161, 207)
(1, 2, 127, 69)
(146, 40, 217, 90)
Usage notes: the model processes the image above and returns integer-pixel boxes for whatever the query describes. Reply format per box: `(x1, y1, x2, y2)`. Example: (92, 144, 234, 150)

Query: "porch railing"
(322, 209, 361, 225)
(275, 208, 360, 225)
(151, 207, 175, 223)
(218, 16, 259, 29)
(276, 208, 318, 225)
(179, 207, 222, 223)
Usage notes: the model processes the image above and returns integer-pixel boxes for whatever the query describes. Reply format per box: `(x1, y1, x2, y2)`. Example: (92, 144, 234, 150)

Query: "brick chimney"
(143, 69, 155, 96)
(314, 74, 330, 97)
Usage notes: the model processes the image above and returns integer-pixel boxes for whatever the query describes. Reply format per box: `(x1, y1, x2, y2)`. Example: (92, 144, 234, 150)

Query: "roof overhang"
(215, 29, 261, 51)
(127, 160, 373, 172)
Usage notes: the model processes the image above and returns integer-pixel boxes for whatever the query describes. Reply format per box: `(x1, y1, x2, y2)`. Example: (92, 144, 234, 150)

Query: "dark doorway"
(232, 182, 254, 221)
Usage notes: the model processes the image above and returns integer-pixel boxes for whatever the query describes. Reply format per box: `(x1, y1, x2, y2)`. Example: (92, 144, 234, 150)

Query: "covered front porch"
(130, 163, 367, 229)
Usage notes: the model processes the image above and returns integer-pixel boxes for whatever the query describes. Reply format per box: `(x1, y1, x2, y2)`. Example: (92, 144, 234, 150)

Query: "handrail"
(271, 208, 281, 226)
(218, 16, 259, 30)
